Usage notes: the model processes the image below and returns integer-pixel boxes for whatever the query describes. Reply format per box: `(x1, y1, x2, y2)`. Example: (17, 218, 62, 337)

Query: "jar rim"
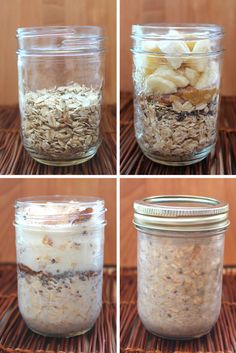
(133, 195, 229, 233)
(17, 26, 104, 39)
(15, 195, 105, 206)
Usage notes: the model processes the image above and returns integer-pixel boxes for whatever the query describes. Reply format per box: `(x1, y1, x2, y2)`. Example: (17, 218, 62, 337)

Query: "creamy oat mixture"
(20, 83, 102, 162)
(137, 232, 224, 338)
(133, 30, 220, 162)
(15, 203, 104, 337)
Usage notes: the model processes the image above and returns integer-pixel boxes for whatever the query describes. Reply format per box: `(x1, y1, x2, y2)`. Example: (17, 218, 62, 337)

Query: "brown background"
(0, 0, 116, 105)
(121, 178, 236, 267)
(121, 0, 236, 96)
(0, 178, 116, 265)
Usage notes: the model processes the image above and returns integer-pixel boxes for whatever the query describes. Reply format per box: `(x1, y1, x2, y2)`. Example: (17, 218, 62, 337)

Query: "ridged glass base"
(141, 144, 214, 166)
(27, 149, 98, 167)
(148, 327, 212, 340)
(28, 325, 94, 338)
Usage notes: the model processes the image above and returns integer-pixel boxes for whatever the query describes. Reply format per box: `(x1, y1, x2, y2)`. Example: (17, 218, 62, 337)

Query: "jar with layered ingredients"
(133, 195, 229, 339)
(14, 196, 106, 337)
(131, 24, 224, 165)
(17, 26, 105, 166)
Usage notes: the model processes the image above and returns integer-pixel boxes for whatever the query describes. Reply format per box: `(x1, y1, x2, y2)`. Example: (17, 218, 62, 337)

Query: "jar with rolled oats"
(14, 196, 106, 337)
(17, 26, 105, 166)
(133, 195, 229, 339)
(131, 24, 224, 165)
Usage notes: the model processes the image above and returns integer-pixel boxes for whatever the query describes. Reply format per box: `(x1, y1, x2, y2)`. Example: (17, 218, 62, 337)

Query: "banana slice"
(184, 67, 200, 86)
(155, 65, 189, 88)
(145, 74, 177, 94)
(187, 39, 210, 72)
(140, 41, 165, 75)
(193, 39, 211, 54)
(158, 30, 190, 69)
(158, 40, 190, 69)
(194, 61, 219, 89)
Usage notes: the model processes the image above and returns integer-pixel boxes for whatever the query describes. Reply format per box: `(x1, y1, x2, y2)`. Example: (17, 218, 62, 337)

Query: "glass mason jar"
(133, 195, 229, 339)
(17, 26, 105, 166)
(131, 24, 224, 166)
(14, 196, 106, 337)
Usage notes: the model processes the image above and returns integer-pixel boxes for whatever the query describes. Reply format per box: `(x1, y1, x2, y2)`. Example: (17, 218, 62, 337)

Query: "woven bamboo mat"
(120, 93, 236, 175)
(120, 267, 236, 353)
(0, 264, 116, 353)
(0, 106, 116, 175)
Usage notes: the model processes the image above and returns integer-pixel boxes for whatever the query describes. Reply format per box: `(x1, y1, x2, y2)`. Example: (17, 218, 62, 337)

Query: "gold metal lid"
(133, 195, 229, 233)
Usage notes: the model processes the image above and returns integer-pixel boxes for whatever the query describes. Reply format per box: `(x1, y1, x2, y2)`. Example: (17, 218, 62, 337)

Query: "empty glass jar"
(15, 196, 106, 337)
(17, 26, 105, 166)
(131, 24, 224, 166)
(134, 195, 229, 339)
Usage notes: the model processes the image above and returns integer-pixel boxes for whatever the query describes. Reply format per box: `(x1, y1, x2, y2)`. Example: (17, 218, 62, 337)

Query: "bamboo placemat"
(0, 106, 116, 175)
(0, 264, 116, 353)
(120, 93, 236, 175)
(120, 267, 236, 353)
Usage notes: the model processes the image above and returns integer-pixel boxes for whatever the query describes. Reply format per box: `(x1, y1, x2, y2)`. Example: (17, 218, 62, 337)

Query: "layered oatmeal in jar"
(133, 196, 229, 339)
(131, 24, 224, 165)
(14, 196, 106, 337)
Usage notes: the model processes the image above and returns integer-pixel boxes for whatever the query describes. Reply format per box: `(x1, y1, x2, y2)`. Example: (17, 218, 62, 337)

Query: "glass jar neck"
(17, 26, 105, 55)
(131, 23, 224, 55)
(132, 24, 224, 40)
(137, 227, 227, 239)
(14, 196, 106, 227)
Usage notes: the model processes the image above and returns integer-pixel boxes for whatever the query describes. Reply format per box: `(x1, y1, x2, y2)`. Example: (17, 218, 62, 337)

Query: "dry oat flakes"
(20, 83, 102, 162)
(134, 93, 218, 161)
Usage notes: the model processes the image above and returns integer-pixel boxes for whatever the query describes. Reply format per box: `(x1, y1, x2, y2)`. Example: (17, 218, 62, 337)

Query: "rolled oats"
(21, 83, 102, 163)
(134, 92, 218, 162)
(138, 233, 224, 338)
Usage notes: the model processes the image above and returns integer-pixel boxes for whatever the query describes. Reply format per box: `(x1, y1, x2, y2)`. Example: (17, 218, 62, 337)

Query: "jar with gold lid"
(133, 195, 229, 339)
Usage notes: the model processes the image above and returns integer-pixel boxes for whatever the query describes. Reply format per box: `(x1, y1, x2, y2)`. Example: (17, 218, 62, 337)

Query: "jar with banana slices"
(131, 24, 224, 166)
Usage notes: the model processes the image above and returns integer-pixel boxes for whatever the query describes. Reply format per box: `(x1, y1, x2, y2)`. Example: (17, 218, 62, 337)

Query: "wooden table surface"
(0, 105, 116, 175)
(120, 93, 236, 175)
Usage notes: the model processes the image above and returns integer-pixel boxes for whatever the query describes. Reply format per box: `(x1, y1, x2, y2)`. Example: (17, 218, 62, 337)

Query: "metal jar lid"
(133, 195, 230, 233)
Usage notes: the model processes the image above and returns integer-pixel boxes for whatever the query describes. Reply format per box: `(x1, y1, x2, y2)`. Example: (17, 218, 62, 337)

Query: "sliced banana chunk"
(193, 39, 211, 54)
(144, 55, 165, 75)
(194, 61, 219, 89)
(158, 40, 190, 69)
(158, 30, 190, 69)
(184, 67, 200, 86)
(155, 65, 189, 88)
(187, 39, 210, 72)
(145, 74, 177, 94)
(136, 42, 165, 76)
